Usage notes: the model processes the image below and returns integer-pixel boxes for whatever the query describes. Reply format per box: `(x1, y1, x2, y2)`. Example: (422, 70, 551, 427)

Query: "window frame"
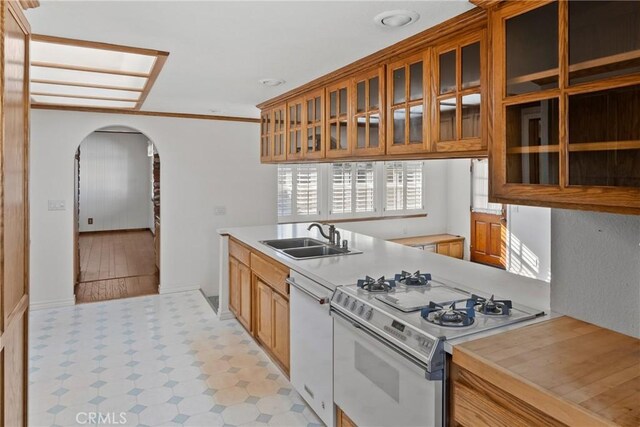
(277, 161, 427, 224)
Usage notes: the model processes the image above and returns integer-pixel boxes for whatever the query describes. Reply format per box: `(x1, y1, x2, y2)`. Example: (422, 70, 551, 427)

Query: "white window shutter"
(405, 161, 423, 211)
(385, 162, 404, 212)
(277, 165, 293, 218)
(296, 165, 319, 216)
(331, 163, 352, 215)
(355, 163, 375, 213)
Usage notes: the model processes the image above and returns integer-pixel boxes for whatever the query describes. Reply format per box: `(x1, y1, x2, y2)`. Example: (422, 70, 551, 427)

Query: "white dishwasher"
(288, 271, 335, 427)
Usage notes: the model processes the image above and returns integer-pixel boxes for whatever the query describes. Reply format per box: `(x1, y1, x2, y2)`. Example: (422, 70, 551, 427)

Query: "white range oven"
(330, 272, 544, 427)
(333, 310, 443, 427)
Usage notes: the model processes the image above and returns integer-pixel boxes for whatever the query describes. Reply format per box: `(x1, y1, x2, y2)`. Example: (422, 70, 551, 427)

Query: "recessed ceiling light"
(259, 78, 285, 87)
(374, 10, 420, 28)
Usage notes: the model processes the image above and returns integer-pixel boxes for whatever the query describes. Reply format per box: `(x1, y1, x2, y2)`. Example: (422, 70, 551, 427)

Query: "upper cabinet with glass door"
(386, 51, 429, 154)
(286, 97, 304, 161)
(260, 109, 272, 163)
(433, 31, 485, 153)
(352, 66, 385, 157)
(325, 79, 352, 159)
(490, 0, 640, 214)
(272, 103, 287, 162)
(303, 89, 324, 160)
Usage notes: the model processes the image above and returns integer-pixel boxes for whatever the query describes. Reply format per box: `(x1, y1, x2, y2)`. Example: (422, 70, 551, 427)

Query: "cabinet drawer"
(229, 238, 251, 266)
(251, 253, 289, 297)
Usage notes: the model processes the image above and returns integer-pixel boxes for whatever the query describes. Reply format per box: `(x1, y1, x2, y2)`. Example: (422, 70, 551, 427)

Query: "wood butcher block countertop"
(453, 316, 640, 426)
(388, 233, 464, 246)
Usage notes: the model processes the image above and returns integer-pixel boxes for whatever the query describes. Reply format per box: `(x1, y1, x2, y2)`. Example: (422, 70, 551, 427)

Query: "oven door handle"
(331, 308, 442, 380)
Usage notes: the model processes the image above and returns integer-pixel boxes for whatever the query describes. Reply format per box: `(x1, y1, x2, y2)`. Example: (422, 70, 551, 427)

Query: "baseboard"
(159, 284, 201, 294)
(31, 296, 76, 310)
(218, 309, 235, 321)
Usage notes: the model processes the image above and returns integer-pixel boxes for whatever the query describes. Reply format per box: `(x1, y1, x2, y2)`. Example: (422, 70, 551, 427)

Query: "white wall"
(551, 210, 640, 338)
(506, 205, 551, 282)
(445, 159, 472, 259)
(30, 109, 276, 308)
(339, 160, 449, 240)
(79, 132, 152, 232)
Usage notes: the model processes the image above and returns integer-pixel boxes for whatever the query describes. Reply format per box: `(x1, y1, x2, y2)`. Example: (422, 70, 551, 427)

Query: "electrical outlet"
(47, 200, 66, 211)
(88, 218, 93, 225)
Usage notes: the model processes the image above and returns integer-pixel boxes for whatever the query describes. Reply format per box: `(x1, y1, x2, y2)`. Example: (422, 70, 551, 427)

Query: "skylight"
(30, 35, 168, 110)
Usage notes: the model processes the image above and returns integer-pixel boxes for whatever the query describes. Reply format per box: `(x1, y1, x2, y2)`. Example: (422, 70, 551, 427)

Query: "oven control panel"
(331, 289, 437, 359)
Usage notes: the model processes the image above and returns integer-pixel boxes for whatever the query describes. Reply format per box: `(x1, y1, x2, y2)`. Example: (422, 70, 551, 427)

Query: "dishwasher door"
(289, 272, 335, 427)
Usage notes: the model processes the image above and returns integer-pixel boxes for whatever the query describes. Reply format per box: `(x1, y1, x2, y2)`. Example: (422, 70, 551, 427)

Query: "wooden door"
(271, 292, 289, 370)
(255, 279, 272, 347)
(228, 256, 239, 315)
(470, 211, 506, 269)
(1, 2, 30, 426)
(238, 262, 251, 330)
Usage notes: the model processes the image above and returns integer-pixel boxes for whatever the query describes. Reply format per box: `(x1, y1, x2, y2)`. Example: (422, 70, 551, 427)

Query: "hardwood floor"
(76, 230, 158, 304)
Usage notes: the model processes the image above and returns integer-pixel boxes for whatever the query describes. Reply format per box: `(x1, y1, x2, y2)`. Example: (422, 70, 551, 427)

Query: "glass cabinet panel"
(304, 92, 323, 157)
(568, 84, 640, 187)
(435, 36, 482, 146)
(505, 98, 559, 185)
(353, 70, 383, 154)
(272, 106, 286, 160)
(462, 42, 481, 89)
(505, 2, 558, 96)
(461, 94, 481, 139)
(439, 50, 456, 94)
(439, 98, 456, 142)
(288, 101, 303, 157)
(260, 111, 271, 160)
(388, 56, 425, 151)
(569, 1, 640, 85)
(326, 83, 350, 156)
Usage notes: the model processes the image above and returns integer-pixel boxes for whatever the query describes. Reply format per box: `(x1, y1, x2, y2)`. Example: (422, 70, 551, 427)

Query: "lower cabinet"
(227, 238, 291, 374)
(272, 292, 290, 371)
(229, 255, 252, 330)
(449, 361, 564, 427)
(255, 279, 273, 347)
(337, 407, 357, 427)
(437, 240, 463, 259)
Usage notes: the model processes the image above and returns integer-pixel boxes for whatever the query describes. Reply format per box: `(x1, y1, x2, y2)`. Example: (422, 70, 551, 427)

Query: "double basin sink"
(260, 237, 362, 260)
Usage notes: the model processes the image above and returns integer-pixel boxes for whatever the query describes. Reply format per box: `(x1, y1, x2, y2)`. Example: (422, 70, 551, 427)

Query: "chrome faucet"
(307, 222, 341, 246)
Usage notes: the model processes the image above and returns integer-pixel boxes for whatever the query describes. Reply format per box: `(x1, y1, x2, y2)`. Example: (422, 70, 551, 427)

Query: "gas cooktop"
(330, 270, 544, 373)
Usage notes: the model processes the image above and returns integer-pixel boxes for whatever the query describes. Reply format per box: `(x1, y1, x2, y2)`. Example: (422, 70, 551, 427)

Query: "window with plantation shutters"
(277, 161, 425, 222)
(472, 159, 502, 214)
(277, 164, 322, 222)
(329, 162, 376, 219)
(384, 161, 425, 214)
(296, 165, 319, 216)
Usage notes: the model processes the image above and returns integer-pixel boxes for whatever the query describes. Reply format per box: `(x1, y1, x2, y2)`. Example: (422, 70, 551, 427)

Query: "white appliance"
(331, 272, 544, 427)
(288, 271, 335, 427)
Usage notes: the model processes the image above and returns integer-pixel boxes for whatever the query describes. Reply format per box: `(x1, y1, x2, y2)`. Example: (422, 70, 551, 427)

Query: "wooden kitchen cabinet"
(433, 31, 485, 154)
(272, 104, 287, 162)
(271, 291, 290, 371)
(352, 66, 386, 157)
(386, 51, 430, 154)
(238, 262, 252, 330)
(303, 89, 325, 159)
(260, 109, 272, 162)
(326, 79, 352, 158)
(255, 279, 273, 347)
(490, 0, 640, 214)
(436, 240, 463, 259)
(228, 256, 240, 315)
(287, 97, 304, 161)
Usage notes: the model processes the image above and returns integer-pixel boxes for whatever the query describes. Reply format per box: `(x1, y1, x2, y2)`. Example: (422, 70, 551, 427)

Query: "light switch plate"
(214, 206, 227, 216)
(48, 200, 66, 211)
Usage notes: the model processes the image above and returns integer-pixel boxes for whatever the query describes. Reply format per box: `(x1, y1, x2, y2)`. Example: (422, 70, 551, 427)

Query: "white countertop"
(218, 223, 550, 313)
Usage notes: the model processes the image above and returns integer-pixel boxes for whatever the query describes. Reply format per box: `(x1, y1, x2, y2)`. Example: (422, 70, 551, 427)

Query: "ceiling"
(26, 1, 475, 118)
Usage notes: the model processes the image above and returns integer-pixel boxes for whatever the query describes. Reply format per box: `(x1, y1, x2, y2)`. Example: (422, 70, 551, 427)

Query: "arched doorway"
(73, 125, 160, 303)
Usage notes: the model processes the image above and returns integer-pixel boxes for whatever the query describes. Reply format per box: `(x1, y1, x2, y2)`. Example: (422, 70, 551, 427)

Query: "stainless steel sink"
(260, 237, 325, 250)
(282, 245, 362, 260)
